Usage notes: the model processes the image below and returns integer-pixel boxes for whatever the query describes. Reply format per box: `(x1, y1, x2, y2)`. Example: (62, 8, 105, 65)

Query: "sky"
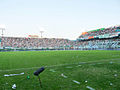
(0, 0, 120, 40)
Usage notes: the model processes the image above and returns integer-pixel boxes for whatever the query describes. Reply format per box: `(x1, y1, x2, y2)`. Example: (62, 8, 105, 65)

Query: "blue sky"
(0, 0, 120, 40)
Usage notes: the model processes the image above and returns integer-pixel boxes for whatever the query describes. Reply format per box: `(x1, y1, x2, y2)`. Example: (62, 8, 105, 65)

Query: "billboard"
(28, 35, 39, 38)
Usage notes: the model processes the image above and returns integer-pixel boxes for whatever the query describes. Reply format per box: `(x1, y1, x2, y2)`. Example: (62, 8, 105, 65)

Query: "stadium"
(0, 0, 120, 90)
(0, 25, 120, 90)
(0, 25, 120, 51)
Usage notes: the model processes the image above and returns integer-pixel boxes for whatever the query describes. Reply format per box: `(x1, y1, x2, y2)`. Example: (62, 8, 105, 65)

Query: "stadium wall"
(0, 47, 120, 52)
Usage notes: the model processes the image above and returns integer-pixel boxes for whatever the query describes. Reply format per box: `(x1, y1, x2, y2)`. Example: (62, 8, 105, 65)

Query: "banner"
(98, 34, 110, 38)
(100, 28, 105, 30)
(104, 34, 110, 38)
(109, 33, 118, 38)
(88, 36, 94, 39)
(99, 35, 104, 38)
(82, 32, 87, 35)
(28, 35, 39, 38)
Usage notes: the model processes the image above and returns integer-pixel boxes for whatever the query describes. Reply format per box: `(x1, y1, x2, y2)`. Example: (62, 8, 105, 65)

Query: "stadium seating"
(0, 25, 120, 50)
(1, 37, 81, 49)
(78, 25, 120, 40)
(76, 25, 120, 50)
(77, 39, 120, 50)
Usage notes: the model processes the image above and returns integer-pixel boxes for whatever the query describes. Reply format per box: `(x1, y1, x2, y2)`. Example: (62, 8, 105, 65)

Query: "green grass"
(0, 50, 120, 90)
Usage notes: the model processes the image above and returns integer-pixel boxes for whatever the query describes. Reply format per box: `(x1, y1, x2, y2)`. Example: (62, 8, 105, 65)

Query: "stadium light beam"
(34, 67, 45, 88)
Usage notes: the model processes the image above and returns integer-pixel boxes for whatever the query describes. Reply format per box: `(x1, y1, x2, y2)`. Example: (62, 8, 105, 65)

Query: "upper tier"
(78, 25, 120, 40)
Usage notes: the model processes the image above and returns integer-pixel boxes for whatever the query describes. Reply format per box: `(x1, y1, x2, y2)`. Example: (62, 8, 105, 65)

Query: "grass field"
(0, 50, 120, 90)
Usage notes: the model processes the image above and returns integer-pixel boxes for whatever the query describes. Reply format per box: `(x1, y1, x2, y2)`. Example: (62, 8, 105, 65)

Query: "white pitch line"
(61, 73, 68, 78)
(0, 58, 120, 72)
(86, 86, 95, 90)
(72, 80, 80, 84)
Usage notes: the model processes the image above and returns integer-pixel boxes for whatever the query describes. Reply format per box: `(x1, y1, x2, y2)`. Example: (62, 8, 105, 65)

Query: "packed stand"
(77, 38, 120, 49)
(1, 37, 81, 48)
(79, 25, 120, 39)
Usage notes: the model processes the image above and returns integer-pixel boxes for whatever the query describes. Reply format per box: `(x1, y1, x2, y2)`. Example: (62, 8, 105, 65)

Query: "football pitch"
(0, 50, 120, 90)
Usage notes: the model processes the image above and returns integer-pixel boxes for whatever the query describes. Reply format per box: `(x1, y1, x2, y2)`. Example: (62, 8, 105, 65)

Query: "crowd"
(79, 25, 120, 39)
(0, 25, 120, 49)
(1, 37, 81, 48)
(78, 38, 120, 49)
(1, 36, 120, 49)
